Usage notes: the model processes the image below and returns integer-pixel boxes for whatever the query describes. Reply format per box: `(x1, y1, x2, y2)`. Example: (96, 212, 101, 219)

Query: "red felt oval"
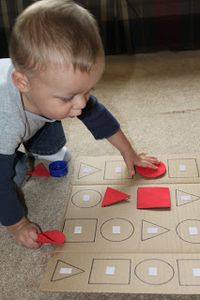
(136, 162, 166, 178)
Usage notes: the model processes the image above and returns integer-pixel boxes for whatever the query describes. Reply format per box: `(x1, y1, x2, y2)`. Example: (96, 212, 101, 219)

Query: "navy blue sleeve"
(0, 154, 24, 226)
(78, 95, 120, 139)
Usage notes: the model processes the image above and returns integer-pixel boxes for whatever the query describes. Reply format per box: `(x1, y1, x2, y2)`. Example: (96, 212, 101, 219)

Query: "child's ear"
(11, 70, 30, 93)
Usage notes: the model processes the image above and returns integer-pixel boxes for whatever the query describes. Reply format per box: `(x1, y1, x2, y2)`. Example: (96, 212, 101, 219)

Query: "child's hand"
(134, 153, 159, 168)
(107, 129, 159, 177)
(122, 151, 159, 177)
(7, 217, 41, 249)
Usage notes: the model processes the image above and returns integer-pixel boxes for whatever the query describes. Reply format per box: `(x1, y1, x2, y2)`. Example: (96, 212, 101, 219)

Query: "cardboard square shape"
(101, 187, 130, 207)
(177, 259, 200, 286)
(88, 259, 131, 284)
(63, 218, 98, 243)
(168, 159, 199, 178)
(137, 187, 171, 209)
(136, 162, 166, 179)
(104, 160, 131, 180)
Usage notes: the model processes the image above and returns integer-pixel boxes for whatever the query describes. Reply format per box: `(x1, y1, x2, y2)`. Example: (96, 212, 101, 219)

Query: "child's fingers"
(16, 224, 41, 248)
(26, 236, 37, 247)
(137, 160, 158, 169)
(143, 160, 159, 168)
(16, 234, 39, 248)
(131, 168, 135, 177)
(125, 161, 135, 177)
(24, 233, 40, 248)
(147, 162, 158, 169)
(147, 156, 159, 162)
(139, 153, 159, 163)
(29, 229, 39, 240)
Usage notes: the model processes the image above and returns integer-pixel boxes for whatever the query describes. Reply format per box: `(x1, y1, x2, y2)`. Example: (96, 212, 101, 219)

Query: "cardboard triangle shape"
(78, 163, 101, 178)
(29, 163, 50, 177)
(52, 260, 85, 281)
(101, 187, 130, 207)
(142, 220, 170, 241)
(176, 189, 200, 206)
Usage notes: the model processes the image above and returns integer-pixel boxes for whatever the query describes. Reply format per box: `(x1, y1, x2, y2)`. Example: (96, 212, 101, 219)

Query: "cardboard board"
(40, 155, 200, 294)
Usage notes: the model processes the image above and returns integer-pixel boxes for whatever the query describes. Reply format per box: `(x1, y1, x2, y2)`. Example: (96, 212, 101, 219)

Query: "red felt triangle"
(29, 163, 50, 177)
(101, 187, 130, 207)
(37, 230, 66, 245)
(136, 162, 166, 179)
(137, 187, 171, 209)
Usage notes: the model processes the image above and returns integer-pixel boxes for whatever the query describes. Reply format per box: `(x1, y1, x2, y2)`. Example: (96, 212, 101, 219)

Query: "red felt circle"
(136, 162, 166, 178)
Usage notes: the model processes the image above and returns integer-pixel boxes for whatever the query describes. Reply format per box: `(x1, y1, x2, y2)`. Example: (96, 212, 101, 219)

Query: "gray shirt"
(0, 58, 54, 155)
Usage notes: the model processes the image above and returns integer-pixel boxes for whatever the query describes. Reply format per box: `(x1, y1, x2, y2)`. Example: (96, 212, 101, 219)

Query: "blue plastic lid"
(49, 160, 68, 177)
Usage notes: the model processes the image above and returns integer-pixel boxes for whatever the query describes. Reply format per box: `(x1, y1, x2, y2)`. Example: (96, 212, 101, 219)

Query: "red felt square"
(137, 187, 171, 209)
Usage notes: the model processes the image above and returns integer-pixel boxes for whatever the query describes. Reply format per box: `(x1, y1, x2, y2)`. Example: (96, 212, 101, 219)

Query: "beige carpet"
(1, 51, 200, 300)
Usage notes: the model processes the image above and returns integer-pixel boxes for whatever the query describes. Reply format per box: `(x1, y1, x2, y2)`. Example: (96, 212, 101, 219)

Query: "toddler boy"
(0, 0, 158, 248)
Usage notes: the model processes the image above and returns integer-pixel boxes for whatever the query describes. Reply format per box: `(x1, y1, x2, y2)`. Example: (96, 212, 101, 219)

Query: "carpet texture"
(1, 51, 200, 300)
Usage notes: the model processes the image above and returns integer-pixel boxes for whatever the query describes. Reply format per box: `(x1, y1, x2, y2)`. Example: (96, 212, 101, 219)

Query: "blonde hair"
(9, 0, 104, 75)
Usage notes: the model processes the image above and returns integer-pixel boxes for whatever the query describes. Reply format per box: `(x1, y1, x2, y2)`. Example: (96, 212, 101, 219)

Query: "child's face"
(21, 57, 105, 120)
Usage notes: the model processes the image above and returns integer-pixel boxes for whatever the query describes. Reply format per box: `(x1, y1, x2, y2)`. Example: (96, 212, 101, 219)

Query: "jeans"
(14, 121, 66, 186)
(24, 120, 66, 155)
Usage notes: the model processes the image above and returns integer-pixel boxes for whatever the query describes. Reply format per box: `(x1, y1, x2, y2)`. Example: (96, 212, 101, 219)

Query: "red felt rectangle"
(137, 187, 171, 209)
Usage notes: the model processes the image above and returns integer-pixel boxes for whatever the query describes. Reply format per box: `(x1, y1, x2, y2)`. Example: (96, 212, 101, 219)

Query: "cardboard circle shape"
(136, 162, 166, 178)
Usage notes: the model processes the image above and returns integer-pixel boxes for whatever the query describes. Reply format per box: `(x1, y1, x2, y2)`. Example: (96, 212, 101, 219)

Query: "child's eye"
(60, 96, 74, 102)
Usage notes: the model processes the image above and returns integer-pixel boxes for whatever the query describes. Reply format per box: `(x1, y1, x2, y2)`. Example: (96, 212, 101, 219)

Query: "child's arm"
(0, 154, 40, 248)
(78, 96, 158, 175)
(107, 129, 159, 176)
(7, 216, 40, 249)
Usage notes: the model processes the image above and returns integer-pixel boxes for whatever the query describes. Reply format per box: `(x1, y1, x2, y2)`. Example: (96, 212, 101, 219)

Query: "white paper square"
(180, 195, 192, 201)
(59, 267, 72, 274)
(112, 226, 121, 234)
(192, 268, 200, 277)
(148, 267, 157, 276)
(105, 266, 116, 275)
(74, 226, 82, 234)
(147, 227, 158, 234)
(83, 194, 90, 202)
(115, 166, 122, 173)
(189, 226, 198, 235)
(179, 164, 186, 172)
